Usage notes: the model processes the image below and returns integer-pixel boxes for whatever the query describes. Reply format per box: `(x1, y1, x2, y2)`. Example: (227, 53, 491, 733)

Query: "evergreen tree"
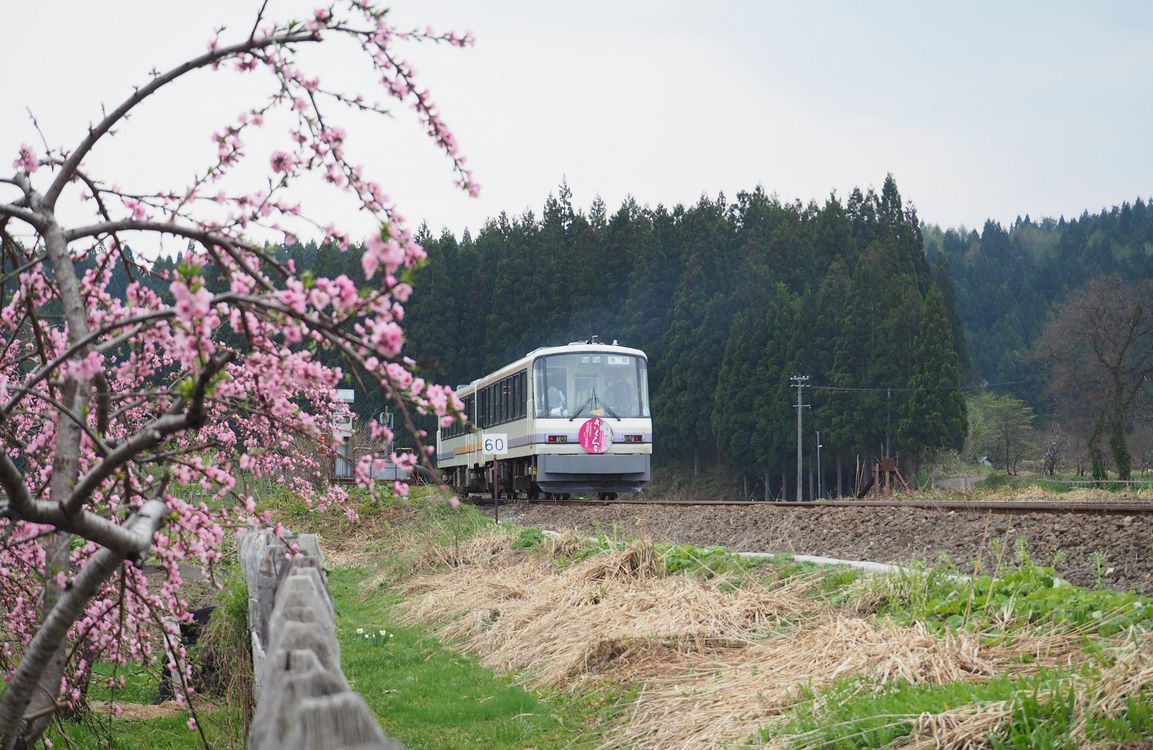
(654, 196, 734, 474)
(898, 284, 967, 470)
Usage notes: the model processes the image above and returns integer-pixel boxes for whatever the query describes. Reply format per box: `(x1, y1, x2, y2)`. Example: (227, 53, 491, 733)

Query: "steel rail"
(510, 497, 1153, 514)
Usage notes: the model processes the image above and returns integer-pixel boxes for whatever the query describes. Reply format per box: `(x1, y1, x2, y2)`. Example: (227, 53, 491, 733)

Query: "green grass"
(767, 668, 1153, 749)
(974, 472, 1153, 495)
(36, 569, 252, 750)
(849, 552, 1153, 637)
(330, 566, 604, 750)
(23, 488, 1153, 749)
(39, 660, 245, 750)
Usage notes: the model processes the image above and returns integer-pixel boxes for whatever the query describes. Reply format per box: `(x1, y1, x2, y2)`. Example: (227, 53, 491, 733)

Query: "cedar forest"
(139, 175, 1153, 497)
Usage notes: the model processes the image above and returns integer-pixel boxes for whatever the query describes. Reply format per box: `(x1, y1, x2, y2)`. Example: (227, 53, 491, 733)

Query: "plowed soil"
(500, 502, 1153, 595)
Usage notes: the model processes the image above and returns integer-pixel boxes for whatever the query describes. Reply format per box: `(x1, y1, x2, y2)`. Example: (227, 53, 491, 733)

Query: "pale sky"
(3, 1, 1151, 248)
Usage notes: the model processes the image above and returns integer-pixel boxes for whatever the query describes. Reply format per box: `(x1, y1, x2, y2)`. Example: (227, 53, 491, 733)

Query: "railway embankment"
(501, 501, 1153, 595)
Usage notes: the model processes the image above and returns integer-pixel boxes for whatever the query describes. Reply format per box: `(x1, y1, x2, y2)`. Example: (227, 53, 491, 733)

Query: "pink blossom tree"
(0, 3, 470, 746)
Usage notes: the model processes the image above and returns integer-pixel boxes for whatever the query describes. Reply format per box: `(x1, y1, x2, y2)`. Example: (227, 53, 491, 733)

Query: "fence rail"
(239, 529, 403, 750)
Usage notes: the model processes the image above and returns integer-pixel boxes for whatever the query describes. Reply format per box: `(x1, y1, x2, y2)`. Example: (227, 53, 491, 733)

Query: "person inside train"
(604, 379, 634, 415)
(547, 385, 567, 417)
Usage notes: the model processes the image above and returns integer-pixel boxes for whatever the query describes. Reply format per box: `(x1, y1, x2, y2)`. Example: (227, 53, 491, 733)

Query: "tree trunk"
(835, 454, 843, 499)
(1109, 412, 1132, 481)
(1089, 419, 1108, 482)
(0, 499, 169, 749)
(21, 534, 73, 746)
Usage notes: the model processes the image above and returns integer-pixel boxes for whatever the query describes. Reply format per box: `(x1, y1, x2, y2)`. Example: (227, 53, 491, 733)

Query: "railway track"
(495, 496, 1153, 514)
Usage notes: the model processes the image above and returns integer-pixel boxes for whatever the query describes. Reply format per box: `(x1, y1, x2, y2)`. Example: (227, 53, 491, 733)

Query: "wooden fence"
(239, 529, 403, 750)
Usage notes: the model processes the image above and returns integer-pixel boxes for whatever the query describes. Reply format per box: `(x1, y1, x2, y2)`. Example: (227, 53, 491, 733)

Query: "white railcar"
(436, 340, 653, 498)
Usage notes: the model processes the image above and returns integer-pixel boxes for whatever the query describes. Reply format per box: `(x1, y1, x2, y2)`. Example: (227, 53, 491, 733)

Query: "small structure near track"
(239, 529, 403, 750)
(856, 457, 910, 499)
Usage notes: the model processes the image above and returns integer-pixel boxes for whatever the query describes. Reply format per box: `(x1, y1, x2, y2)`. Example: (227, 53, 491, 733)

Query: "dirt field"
(500, 502, 1153, 595)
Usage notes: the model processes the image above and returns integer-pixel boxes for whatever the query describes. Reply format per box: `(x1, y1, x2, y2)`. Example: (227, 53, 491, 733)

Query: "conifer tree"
(898, 284, 967, 470)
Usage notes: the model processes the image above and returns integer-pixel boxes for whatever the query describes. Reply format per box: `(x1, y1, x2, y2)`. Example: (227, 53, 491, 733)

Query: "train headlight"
(625, 435, 643, 443)
(547, 435, 568, 444)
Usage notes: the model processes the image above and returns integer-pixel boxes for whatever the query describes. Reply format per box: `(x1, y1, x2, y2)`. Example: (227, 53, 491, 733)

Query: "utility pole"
(816, 430, 823, 500)
(885, 387, 892, 458)
(791, 375, 809, 502)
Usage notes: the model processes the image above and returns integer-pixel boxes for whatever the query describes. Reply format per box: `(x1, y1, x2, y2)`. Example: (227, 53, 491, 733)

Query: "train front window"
(533, 352, 649, 419)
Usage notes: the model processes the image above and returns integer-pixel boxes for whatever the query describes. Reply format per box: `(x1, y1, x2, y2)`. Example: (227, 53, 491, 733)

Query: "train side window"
(533, 360, 547, 417)
(498, 378, 507, 424)
(462, 394, 474, 437)
(503, 379, 509, 424)
(514, 371, 525, 419)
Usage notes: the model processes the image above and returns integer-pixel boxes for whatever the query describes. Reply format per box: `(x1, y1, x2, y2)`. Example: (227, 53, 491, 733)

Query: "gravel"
(498, 502, 1153, 595)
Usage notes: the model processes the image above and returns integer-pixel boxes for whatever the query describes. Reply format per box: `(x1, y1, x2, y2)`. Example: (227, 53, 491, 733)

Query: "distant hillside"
(924, 199, 1153, 403)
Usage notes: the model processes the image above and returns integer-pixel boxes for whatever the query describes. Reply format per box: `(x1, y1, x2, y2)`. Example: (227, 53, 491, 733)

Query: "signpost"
(482, 433, 508, 523)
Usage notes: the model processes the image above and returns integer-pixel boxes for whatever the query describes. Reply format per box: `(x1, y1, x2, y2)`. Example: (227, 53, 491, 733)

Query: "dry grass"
(887, 702, 1014, 750)
(979, 485, 1118, 503)
(397, 535, 809, 690)
(800, 631, 1153, 750)
(319, 508, 403, 568)
(88, 700, 220, 721)
(603, 615, 999, 750)
(386, 526, 1146, 750)
(548, 528, 588, 560)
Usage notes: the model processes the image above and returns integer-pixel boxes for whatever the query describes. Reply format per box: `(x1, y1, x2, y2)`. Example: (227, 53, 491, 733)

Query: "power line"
(808, 378, 1039, 395)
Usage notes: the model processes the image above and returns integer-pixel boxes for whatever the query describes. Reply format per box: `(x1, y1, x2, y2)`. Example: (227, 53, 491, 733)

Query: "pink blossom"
(361, 247, 379, 279)
(13, 144, 38, 173)
(373, 322, 403, 357)
(0, 3, 479, 723)
(170, 281, 213, 322)
(124, 199, 148, 222)
(269, 150, 295, 173)
(68, 351, 105, 381)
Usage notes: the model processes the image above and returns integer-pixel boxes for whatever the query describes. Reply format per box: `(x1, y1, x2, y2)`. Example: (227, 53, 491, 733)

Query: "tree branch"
(63, 352, 233, 514)
(44, 30, 319, 208)
(0, 202, 45, 231)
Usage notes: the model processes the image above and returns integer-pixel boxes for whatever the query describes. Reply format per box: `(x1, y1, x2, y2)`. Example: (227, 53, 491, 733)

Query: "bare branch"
(44, 30, 319, 208)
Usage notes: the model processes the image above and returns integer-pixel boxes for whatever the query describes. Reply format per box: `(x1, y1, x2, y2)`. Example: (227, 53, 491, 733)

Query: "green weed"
(331, 567, 602, 750)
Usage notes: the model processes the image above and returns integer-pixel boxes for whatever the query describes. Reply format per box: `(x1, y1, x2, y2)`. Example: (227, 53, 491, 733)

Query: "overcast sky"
(3, 1, 1151, 247)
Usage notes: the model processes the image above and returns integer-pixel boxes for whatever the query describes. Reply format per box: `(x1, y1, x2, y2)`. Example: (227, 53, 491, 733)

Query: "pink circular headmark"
(578, 417, 613, 454)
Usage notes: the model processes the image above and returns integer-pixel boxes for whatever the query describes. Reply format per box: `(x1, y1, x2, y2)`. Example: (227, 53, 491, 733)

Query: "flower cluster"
(355, 627, 394, 646)
(0, 2, 475, 742)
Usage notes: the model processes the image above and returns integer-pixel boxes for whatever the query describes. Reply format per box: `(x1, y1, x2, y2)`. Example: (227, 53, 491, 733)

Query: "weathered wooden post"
(239, 529, 403, 750)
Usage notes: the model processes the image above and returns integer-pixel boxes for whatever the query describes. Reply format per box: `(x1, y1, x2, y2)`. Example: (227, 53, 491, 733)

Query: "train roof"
(522, 340, 647, 361)
(455, 341, 647, 392)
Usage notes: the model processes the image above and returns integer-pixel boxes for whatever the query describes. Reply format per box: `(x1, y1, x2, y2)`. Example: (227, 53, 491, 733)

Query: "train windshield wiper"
(569, 389, 597, 421)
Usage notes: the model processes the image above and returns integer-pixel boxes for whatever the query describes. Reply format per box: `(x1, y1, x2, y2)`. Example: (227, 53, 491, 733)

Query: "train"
(436, 339, 653, 499)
